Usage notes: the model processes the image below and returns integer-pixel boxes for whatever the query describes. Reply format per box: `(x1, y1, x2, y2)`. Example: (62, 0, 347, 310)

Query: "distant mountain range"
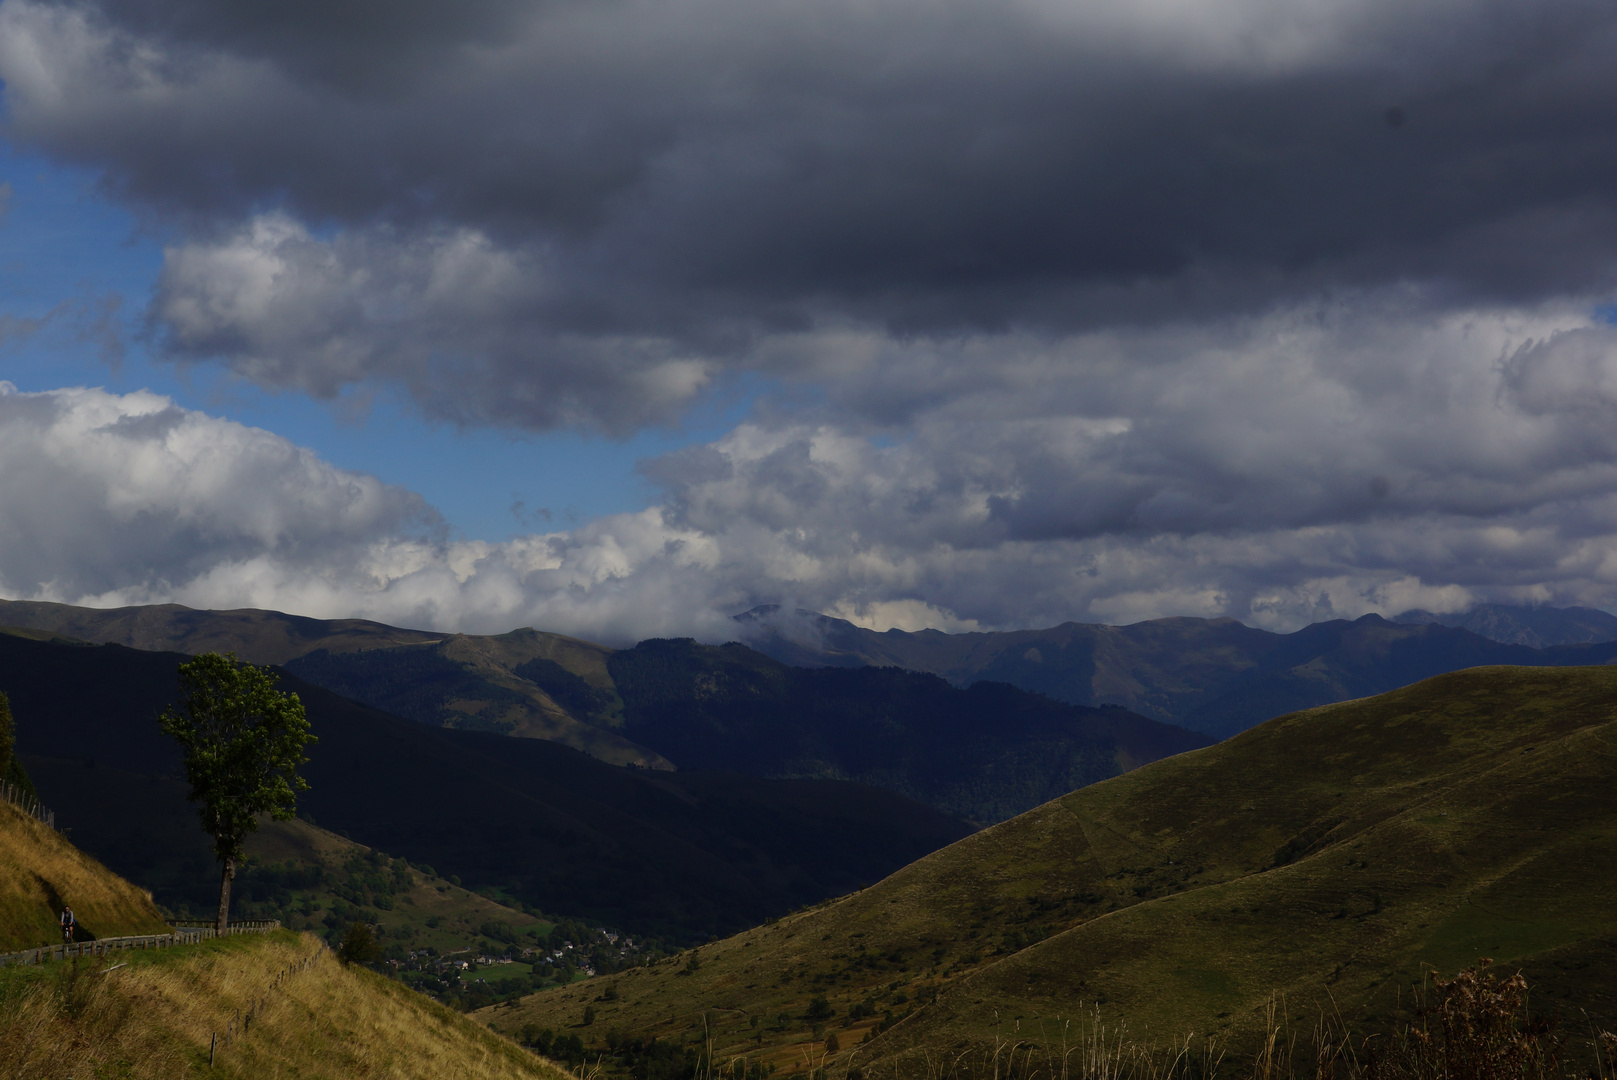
(735, 604, 1617, 736)
(0, 599, 1208, 824)
(7, 596, 1617, 944)
(1391, 601, 1617, 647)
(8, 596, 1617, 823)
(0, 630, 970, 940)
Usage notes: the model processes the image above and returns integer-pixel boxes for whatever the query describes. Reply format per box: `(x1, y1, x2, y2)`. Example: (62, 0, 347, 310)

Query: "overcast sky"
(3, 0, 1617, 641)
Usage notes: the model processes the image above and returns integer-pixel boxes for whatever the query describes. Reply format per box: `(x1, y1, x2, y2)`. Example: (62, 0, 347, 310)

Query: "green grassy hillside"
(0, 929, 571, 1080)
(240, 816, 551, 947)
(0, 799, 171, 950)
(493, 665, 1617, 1075)
(0, 777, 571, 1079)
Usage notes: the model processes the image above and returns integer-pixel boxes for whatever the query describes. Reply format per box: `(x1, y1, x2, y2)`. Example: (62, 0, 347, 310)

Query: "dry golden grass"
(0, 931, 575, 1080)
(0, 800, 170, 951)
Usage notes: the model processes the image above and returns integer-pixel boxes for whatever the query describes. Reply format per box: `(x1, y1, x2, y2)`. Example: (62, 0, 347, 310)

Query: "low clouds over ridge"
(6, 0, 1617, 632)
(12, 314, 1617, 642)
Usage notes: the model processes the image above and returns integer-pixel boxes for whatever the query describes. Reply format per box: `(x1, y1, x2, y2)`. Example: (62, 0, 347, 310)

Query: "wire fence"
(0, 920, 282, 969)
(0, 918, 320, 1072)
(0, 777, 55, 830)
(209, 944, 326, 1068)
(169, 920, 282, 933)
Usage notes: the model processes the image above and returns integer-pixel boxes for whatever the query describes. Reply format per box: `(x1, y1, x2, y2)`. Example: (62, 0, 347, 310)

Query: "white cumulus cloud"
(10, 293, 1617, 645)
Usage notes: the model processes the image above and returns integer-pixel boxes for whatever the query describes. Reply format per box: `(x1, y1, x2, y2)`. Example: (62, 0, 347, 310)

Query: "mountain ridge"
(0, 599, 665, 767)
(1391, 601, 1617, 647)
(735, 605, 1617, 736)
(0, 603, 1212, 825)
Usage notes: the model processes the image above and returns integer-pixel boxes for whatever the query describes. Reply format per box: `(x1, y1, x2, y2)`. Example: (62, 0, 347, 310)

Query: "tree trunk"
(217, 855, 235, 936)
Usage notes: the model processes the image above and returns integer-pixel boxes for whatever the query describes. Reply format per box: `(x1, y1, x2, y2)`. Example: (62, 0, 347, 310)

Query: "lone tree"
(338, 921, 380, 965)
(159, 652, 316, 933)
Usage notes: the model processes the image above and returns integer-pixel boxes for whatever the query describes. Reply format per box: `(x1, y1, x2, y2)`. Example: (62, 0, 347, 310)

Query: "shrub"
(338, 922, 380, 965)
(1363, 961, 1560, 1080)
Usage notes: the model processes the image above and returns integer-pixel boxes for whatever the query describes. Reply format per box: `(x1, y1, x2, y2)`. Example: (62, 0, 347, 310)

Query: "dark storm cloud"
(94, 0, 530, 88)
(7, 0, 1617, 358)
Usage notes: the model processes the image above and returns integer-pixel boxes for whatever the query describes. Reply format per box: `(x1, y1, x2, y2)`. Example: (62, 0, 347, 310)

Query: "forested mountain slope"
(608, 638, 1208, 822)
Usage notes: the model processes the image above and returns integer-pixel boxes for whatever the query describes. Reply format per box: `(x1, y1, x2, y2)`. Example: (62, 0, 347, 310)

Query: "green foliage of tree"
(339, 921, 381, 965)
(158, 652, 316, 933)
(480, 919, 518, 944)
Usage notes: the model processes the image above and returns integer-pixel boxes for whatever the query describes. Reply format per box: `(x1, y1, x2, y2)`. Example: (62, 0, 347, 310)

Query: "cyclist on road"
(60, 905, 76, 944)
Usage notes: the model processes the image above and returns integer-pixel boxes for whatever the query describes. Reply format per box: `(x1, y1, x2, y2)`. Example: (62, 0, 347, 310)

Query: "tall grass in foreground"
(810, 963, 1616, 1080)
(5, 943, 1608, 1080)
(0, 931, 570, 1080)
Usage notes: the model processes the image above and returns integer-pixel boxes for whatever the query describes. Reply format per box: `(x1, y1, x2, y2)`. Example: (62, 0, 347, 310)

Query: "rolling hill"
(737, 606, 1617, 736)
(0, 630, 971, 940)
(495, 664, 1617, 1075)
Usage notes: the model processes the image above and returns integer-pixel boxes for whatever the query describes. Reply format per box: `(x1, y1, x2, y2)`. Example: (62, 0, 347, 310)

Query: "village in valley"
(391, 926, 648, 1009)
